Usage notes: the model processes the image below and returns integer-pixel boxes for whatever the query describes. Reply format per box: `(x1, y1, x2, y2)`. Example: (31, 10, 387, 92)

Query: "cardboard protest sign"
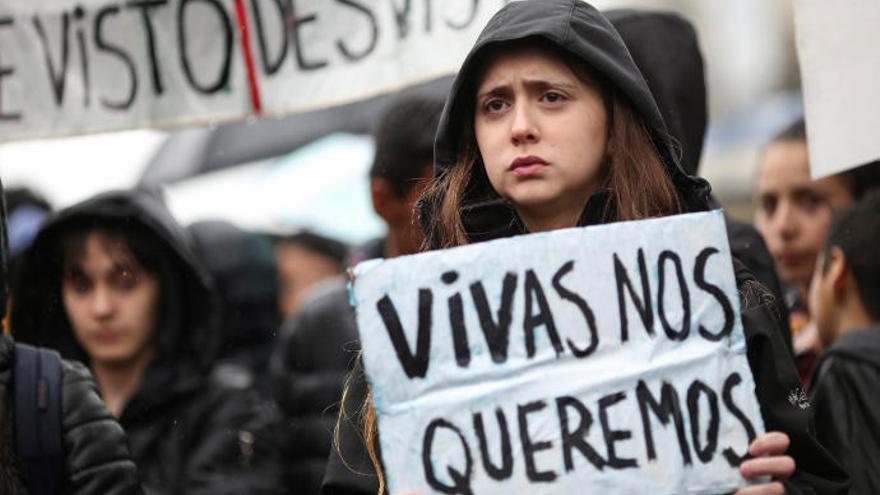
(0, 0, 508, 142)
(794, 0, 880, 178)
(352, 210, 765, 494)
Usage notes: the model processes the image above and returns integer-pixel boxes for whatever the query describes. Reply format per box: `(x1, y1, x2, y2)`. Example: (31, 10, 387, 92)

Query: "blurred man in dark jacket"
(0, 182, 142, 494)
(276, 230, 348, 318)
(808, 193, 880, 494)
(11, 189, 283, 495)
(271, 95, 445, 494)
(188, 220, 280, 381)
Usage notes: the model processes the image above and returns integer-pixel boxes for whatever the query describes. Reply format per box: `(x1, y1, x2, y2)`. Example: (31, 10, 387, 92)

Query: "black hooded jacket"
(11, 190, 282, 495)
(0, 182, 142, 494)
(809, 326, 880, 494)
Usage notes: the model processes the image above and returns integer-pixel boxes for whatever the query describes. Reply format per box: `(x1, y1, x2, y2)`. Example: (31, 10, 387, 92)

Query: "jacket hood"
(0, 179, 7, 322)
(426, 0, 711, 243)
(604, 9, 707, 177)
(10, 189, 218, 372)
(187, 220, 279, 362)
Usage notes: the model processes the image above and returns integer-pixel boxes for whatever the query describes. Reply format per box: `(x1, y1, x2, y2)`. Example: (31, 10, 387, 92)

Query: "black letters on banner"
(518, 401, 557, 482)
(694, 247, 735, 341)
(687, 380, 720, 463)
(598, 391, 638, 469)
(636, 380, 692, 464)
(473, 408, 513, 480)
(614, 249, 654, 342)
(391, 0, 432, 38)
(250, 0, 288, 75)
(657, 250, 691, 340)
(445, 0, 480, 30)
(178, 0, 233, 94)
(470, 273, 516, 364)
(94, 5, 138, 110)
(523, 269, 564, 359)
(335, 0, 378, 62)
(422, 418, 474, 495)
(444, 271, 471, 368)
(32, 13, 71, 107)
(73, 7, 91, 107)
(556, 395, 606, 472)
(0, 17, 21, 121)
(127, 0, 169, 96)
(377, 290, 432, 378)
(721, 372, 758, 466)
(289, 3, 328, 71)
(552, 260, 599, 358)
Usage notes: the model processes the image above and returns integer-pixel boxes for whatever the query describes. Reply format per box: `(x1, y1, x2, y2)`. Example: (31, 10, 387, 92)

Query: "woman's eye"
(542, 91, 565, 103)
(483, 98, 507, 113)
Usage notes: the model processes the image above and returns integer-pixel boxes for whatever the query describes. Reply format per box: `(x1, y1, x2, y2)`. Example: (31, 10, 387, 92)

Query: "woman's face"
(62, 230, 160, 368)
(474, 46, 608, 231)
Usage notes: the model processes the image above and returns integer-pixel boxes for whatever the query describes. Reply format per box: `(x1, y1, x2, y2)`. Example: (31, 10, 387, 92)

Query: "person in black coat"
(10, 189, 283, 495)
(808, 193, 880, 493)
(325, 2, 849, 493)
(0, 181, 142, 494)
(271, 95, 445, 494)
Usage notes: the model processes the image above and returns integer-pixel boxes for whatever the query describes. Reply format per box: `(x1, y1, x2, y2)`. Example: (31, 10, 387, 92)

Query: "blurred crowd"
(2, 2, 880, 495)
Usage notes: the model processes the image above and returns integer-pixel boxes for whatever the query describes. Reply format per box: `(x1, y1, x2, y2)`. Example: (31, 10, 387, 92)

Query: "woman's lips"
(509, 156, 548, 177)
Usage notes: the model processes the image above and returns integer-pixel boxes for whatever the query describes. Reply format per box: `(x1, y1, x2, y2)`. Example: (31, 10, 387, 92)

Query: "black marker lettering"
(290, 5, 327, 70)
(657, 250, 690, 340)
(445, 0, 479, 30)
(552, 260, 598, 358)
(73, 7, 90, 107)
(422, 418, 473, 495)
(598, 391, 638, 469)
(556, 395, 606, 472)
(473, 408, 513, 480)
(614, 249, 654, 342)
(94, 5, 138, 110)
(178, 0, 233, 94)
(694, 247, 735, 341)
(518, 400, 557, 482)
(469, 273, 516, 363)
(33, 13, 70, 106)
(335, 0, 378, 62)
(376, 290, 432, 378)
(636, 380, 692, 464)
(523, 269, 564, 358)
(0, 17, 22, 121)
(250, 0, 288, 75)
(687, 380, 720, 463)
(721, 372, 757, 466)
(127, 0, 168, 96)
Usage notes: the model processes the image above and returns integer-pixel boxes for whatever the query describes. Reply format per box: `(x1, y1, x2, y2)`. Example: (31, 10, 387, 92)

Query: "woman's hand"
(735, 431, 795, 494)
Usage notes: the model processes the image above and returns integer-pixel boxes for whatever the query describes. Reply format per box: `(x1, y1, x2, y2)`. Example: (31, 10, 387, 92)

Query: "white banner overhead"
(352, 211, 765, 495)
(794, 0, 880, 179)
(0, 0, 509, 142)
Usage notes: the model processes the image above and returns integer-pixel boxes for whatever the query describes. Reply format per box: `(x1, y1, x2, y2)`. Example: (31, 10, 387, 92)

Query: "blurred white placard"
(794, 0, 880, 178)
(0, 0, 507, 142)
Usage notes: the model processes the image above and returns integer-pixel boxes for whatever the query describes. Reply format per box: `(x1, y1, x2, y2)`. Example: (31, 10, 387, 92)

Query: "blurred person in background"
(807, 193, 880, 493)
(271, 94, 444, 495)
(188, 220, 280, 383)
(754, 117, 880, 381)
(3, 187, 52, 325)
(1, 181, 142, 494)
(276, 230, 348, 318)
(10, 189, 283, 495)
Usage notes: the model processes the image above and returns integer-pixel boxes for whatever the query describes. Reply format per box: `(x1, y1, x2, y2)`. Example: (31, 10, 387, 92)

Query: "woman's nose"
(510, 103, 540, 145)
(90, 286, 116, 318)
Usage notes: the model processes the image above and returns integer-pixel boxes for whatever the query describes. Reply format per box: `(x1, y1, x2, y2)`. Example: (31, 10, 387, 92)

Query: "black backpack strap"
(14, 342, 64, 495)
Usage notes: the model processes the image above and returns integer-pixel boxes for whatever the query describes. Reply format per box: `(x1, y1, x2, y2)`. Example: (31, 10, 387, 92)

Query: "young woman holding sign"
(328, 1, 849, 494)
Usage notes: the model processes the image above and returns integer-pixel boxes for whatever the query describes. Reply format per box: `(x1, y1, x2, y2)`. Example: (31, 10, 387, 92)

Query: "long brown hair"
(337, 41, 682, 494)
